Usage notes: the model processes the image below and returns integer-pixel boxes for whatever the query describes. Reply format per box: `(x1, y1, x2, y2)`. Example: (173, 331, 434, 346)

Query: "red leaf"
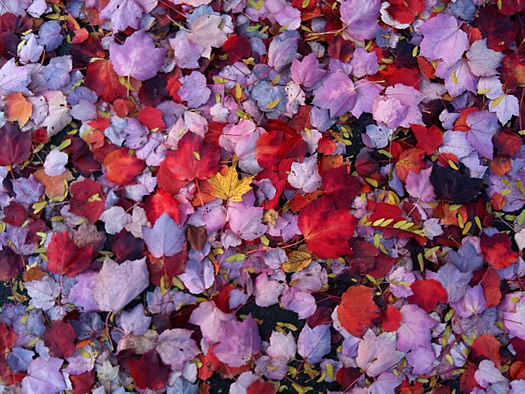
(0, 247, 24, 282)
(138, 106, 165, 131)
(408, 279, 448, 313)
(256, 122, 307, 171)
(479, 268, 502, 308)
(4, 202, 26, 226)
(411, 124, 443, 155)
(145, 189, 182, 225)
(493, 129, 521, 157)
(347, 239, 396, 278)
(298, 197, 355, 258)
(338, 285, 380, 337)
(384, 0, 425, 24)
(460, 362, 478, 393)
(162, 133, 220, 182)
(511, 338, 525, 361)
(471, 334, 501, 367)
(84, 60, 127, 103)
(70, 371, 95, 394)
(247, 380, 277, 394)
(69, 179, 105, 224)
(0, 122, 32, 166)
(395, 148, 425, 182)
(499, 0, 525, 15)
(223, 34, 251, 63)
(0, 323, 18, 352)
(148, 245, 187, 286)
(47, 232, 94, 277)
(322, 166, 361, 209)
(42, 320, 77, 358)
(112, 231, 145, 263)
(198, 348, 221, 380)
(473, 5, 517, 51)
(480, 232, 518, 270)
(381, 305, 402, 332)
(166, 75, 182, 102)
(336, 367, 361, 391)
(129, 350, 170, 390)
(103, 148, 145, 185)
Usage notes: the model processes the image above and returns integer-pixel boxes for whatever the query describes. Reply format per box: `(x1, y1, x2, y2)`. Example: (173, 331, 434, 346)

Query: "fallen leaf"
(5, 92, 32, 127)
(209, 166, 253, 202)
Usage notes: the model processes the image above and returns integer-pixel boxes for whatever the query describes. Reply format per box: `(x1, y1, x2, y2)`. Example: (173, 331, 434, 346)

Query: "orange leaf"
(338, 285, 380, 337)
(395, 148, 425, 182)
(5, 92, 32, 127)
(34, 169, 72, 198)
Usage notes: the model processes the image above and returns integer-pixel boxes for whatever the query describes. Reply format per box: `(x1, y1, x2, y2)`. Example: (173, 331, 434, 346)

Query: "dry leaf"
(34, 169, 72, 198)
(208, 166, 253, 202)
(5, 92, 33, 127)
(282, 250, 312, 273)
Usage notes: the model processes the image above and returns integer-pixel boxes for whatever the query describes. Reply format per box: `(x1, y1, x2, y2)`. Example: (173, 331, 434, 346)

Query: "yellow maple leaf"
(209, 166, 253, 202)
(5, 92, 33, 127)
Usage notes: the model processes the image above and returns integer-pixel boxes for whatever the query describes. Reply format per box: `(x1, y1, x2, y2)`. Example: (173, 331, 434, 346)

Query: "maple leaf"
(0, 247, 25, 282)
(298, 197, 355, 259)
(5, 92, 32, 127)
(42, 320, 77, 358)
(138, 106, 165, 131)
(84, 59, 127, 103)
(471, 334, 502, 367)
(129, 350, 170, 390)
(163, 133, 220, 182)
(408, 279, 448, 313)
(208, 166, 253, 202)
(282, 250, 312, 273)
(480, 232, 518, 269)
(145, 189, 183, 225)
(338, 285, 381, 337)
(69, 179, 105, 224)
(411, 124, 443, 155)
(47, 232, 94, 277)
(103, 148, 146, 185)
(0, 122, 32, 167)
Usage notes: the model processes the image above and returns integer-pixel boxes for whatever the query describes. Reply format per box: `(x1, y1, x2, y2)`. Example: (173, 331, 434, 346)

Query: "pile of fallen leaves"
(0, 0, 525, 393)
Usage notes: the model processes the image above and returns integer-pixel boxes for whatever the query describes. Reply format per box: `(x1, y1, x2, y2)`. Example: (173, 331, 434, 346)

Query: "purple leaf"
(290, 54, 326, 89)
(474, 360, 507, 389)
(267, 32, 298, 72)
(93, 257, 149, 312)
(178, 71, 211, 108)
(489, 94, 520, 125)
(405, 347, 436, 375)
(100, 0, 157, 33)
(0, 59, 31, 96)
(189, 301, 234, 343)
(214, 315, 261, 367)
(405, 167, 435, 202)
(297, 324, 331, 364)
(156, 328, 200, 371)
(109, 30, 167, 81)
(120, 304, 151, 336)
(466, 39, 504, 77)
(143, 212, 186, 258)
(21, 357, 67, 394)
(267, 331, 296, 361)
(351, 48, 379, 78)
(68, 271, 99, 312)
(340, 0, 381, 40)
(419, 13, 469, 67)
(396, 305, 437, 352)
(313, 71, 357, 118)
(356, 330, 404, 377)
(465, 110, 499, 159)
